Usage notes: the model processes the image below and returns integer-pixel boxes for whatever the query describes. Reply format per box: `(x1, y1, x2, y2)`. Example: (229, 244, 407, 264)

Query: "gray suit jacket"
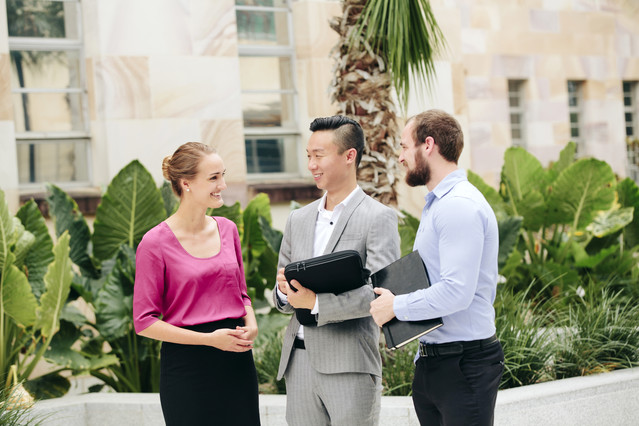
(273, 188, 400, 380)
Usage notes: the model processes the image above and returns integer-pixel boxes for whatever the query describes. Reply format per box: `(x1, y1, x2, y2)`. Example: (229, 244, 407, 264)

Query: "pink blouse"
(133, 217, 252, 333)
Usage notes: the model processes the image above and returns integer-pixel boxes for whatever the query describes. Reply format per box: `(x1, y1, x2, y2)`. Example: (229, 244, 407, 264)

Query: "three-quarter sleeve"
(133, 233, 165, 333)
(231, 222, 252, 307)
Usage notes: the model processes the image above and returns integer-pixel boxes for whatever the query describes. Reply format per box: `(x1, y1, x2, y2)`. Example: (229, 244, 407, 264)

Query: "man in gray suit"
(273, 115, 400, 425)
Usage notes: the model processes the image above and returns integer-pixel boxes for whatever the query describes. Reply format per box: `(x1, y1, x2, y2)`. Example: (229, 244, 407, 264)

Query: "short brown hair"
(162, 142, 216, 196)
(409, 109, 463, 163)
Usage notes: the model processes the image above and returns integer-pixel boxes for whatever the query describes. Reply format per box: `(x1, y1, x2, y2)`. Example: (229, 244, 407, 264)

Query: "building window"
(508, 80, 526, 148)
(567, 80, 584, 155)
(624, 81, 639, 182)
(235, 0, 299, 176)
(7, 0, 90, 186)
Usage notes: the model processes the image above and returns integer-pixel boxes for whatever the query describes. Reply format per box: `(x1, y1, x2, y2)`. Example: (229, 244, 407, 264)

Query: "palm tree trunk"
(329, 0, 401, 207)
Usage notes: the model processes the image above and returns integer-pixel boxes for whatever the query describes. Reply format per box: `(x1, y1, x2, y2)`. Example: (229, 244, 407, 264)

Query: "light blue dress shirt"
(393, 169, 499, 344)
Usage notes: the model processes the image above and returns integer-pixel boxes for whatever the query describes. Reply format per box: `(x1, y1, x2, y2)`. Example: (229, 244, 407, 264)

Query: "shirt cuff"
(393, 294, 412, 321)
(276, 286, 288, 305)
(311, 295, 319, 314)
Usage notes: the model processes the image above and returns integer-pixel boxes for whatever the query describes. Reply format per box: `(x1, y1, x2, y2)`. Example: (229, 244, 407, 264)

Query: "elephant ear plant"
(468, 142, 639, 299)
(0, 189, 115, 400)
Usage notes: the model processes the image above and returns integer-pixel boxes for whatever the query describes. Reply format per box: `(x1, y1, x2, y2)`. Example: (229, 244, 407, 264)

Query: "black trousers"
(412, 339, 504, 426)
(160, 318, 261, 426)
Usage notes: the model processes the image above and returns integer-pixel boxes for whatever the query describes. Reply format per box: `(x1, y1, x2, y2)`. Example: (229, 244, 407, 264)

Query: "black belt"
(293, 338, 305, 350)
(419, 334, 498, 357)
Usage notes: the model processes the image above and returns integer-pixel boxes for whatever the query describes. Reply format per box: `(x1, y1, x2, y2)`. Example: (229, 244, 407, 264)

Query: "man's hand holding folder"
(276, 267, 316, 310)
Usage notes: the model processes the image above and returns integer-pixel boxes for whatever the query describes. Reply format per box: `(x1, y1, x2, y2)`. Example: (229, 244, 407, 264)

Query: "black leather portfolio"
(284, 250, 370, 326)
(371, 250, 443, 350)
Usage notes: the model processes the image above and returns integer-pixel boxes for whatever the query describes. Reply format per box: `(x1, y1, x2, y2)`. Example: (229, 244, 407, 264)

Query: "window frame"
(507, 79, 526, 148)
(623, 81, 639, 182)
(567, 80, 584, 156)
(236, 0, 301, 179)
(8, 0, 92, 188)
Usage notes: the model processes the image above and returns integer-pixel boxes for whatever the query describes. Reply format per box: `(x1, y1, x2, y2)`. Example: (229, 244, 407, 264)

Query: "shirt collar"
(318, 186, 361, 213)
(425, 169, 467, 207)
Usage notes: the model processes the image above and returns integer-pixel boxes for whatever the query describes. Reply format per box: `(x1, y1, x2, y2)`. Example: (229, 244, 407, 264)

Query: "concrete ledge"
(30, 367, 639, 425)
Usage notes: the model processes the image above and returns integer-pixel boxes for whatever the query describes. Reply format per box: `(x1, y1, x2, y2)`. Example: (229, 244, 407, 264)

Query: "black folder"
(371, 250, 443, 350)
(284, 250, 370, 326)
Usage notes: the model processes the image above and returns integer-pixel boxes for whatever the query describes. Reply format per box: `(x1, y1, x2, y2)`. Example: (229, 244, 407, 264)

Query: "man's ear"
(422, 136, 436, 155)
(344, 148, 357, 164)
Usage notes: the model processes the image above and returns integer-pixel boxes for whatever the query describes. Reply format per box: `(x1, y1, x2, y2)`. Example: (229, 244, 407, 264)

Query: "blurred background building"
(1, 0, 639, 228)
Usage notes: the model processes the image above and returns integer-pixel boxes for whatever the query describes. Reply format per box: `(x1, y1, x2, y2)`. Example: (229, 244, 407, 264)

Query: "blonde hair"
(162, 142, 216, 196)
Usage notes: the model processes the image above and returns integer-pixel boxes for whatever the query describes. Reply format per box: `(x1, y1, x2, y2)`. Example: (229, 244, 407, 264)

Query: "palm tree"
(329, 0, 445, 205)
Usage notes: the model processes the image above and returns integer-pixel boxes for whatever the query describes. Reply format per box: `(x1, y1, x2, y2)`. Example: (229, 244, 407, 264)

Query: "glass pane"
(242, 92, 295, 127)
(509, 96, 519, 107)
(245, 135, 297, 173)
(623, 81, 631, 93)
(571, 127, 579, 138)
(236, 9, 289, 45)
(239, 56, 293, 91)
(625, 112, 633, 123)
(628, 126, 634, 137)
(17, 139, 89, 183)
(511, 128, 521, 139)
(236, 0, 287, 7)
(567, 81, 578, 94)
(10, 50, 81, 89)
(510, 113, 520, 125)
(570, 113, 579, 124)
(13, 92, 85, 132)
(6, 0, 80, 39)
(625, 96, 633, 107)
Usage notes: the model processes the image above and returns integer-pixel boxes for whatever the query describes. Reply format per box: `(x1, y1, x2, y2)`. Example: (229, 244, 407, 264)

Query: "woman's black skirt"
(159, 318, 260, 425)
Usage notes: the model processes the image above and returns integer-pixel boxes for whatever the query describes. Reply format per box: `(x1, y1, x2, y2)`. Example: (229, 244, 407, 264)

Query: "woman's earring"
(186, 188, 190, 192)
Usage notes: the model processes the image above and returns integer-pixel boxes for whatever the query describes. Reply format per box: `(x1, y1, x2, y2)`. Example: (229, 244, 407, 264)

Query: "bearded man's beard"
(405, 151, 430, 187)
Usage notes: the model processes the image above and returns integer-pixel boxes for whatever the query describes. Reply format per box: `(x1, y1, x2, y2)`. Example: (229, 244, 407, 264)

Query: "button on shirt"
(393, 169, 499, 344)
(277, 186, 361, 340)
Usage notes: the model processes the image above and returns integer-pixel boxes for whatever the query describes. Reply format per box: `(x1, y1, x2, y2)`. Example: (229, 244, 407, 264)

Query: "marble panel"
(0, 4, 8, 54)
(498, 6, 530, 31)
(470, 144, 506, 174)
(586, 13, 616, 34)
(493, 55, 534, 78)
(530, 77, 551, 100)
(200, 119, 246, 182)
(525, 122, 555, 147)
(534, 56, 564, 79)
(530, 9, 559, 33)
(468, 122, 492, 147)
(573, 33, 608, 55)
(527, 100, 568, 122)
(619, 57, 639, 79)
(94, 56, 151, 120)
(191, 0, 237, 57)
(467, 99, 509, 122)
(465, 76, 492, 99)
(103, 118, 201, 184)
(96, 0, 193, 56)
(461, 28, 486, 54)
(150, 56, 242, 120)
(464, 54, 492, 77)
(0, 54, 13, 121)
(527, 144, 562, 168)
(451, 62, 468, 116)
(562, 56, 587, 79)
(431, 5, 463, 62)
(542, 0, 575, 11)
(293, 1, 340, 60)
(584, 121, 610, 144)
(632, 35, 639, 56)
(491, 122, 511, 147)
(583, 80, 606, 100)
(0, 121, 18, 197)
(552, 122, 571, 145)
(470, 6, 500, 30)
(297, 58, 335, 119)
(615, 34, 632, 57)
(82, 0, 100, 58)
(86, 58, 96, 121)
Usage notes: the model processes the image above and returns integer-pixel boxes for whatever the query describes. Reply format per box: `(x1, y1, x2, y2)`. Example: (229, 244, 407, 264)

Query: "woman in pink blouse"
(133, 142, 260, 425)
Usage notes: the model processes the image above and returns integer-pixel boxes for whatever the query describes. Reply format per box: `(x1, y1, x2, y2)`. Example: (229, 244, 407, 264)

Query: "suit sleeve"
(316, 205, 400, 326)
(272, 211, 295, 314)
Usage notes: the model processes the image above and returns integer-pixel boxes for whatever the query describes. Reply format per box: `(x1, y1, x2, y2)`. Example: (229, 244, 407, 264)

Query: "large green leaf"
(617, 178, 639, 248)
(160, 180, 178, 217)
(92, 160, 166, 261)
(498, 216, 523, 270)
(11, 217, 34, 269)
(94, 245, 135, 340)
(546, 159, 616, 230)
(501, 147, 546, 203)
(1, 254, 37, 327)
(35, 232, 73, 338)
(243, 194, 271, 259)
(46, 184, 100, 278)
(398, 210, 420, 257)
(586, 206, 634, 238)
(467, 170, 507, 218)
(0, 188, 17, 272)
(549, 142, 576, 178)
(24, 373, 70, 400)
(212, 201, 242, 228)
(16, 200, 54, 299)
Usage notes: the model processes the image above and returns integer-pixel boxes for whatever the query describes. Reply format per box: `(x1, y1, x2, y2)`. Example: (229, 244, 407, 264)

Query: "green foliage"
(253, 314, 289, 394)
(352, 0, 446, 108)
(380, 341, 419, 396)
(0, 188, 112, 400)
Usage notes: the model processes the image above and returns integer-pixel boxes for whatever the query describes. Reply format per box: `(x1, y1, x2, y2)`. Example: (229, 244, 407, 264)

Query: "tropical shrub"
(0, 188, 117, 400)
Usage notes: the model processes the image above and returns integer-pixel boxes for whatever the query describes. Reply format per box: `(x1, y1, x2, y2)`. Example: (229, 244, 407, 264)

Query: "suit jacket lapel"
(322, 188, 366, 255)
